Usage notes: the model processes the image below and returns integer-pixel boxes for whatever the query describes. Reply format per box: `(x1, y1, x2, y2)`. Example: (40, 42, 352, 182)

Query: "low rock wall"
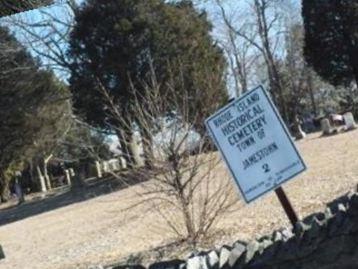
(108, 191, 358, 269)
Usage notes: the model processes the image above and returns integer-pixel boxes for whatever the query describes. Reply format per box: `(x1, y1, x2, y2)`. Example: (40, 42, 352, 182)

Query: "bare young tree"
(95, 68, 239, 245)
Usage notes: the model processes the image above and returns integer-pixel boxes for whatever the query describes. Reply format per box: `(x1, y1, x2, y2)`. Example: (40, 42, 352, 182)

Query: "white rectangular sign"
(205, 85, 306, 203)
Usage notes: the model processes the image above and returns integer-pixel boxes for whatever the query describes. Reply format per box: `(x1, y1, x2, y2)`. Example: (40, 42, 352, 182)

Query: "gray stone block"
(219, 246, 231, 268)
(244, 241, 260, 263)
(187, 256, 208, 269)
(228, 243, 246, 267)
(206, 250, 219, 269)
(324, 207, 333, 219)
(293, 221, 310, 238)
(272, 231, 283, 242)
(281, 228, 294, 241)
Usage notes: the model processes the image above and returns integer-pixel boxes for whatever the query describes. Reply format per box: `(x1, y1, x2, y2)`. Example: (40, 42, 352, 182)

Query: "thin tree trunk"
(43, 158, 51, 191)
(0, 172, 11, 203)
(71, 162, 85, 190)
(28, 160, 37, 191)
(140, 127, 154, 169)
(36, 165, 47, 192)
(253, 0, 289, 124)
(171, 148, 195, 244)
(336, 1, 358, 90)
(307, 70, 318, 117)
(116, 129, 135, 169)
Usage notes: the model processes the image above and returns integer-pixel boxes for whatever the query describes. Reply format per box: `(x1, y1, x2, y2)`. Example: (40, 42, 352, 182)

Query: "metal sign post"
(275, 186, 298, 226)
(205, 85, 305, 225)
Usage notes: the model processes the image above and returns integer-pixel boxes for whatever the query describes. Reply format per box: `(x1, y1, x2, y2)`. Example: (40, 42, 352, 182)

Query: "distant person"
(14, 171, 25, 205)
(0, 244, 5, 259)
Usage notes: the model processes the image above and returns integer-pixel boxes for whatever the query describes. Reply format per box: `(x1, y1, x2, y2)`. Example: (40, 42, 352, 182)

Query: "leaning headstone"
(219, 246, 231, 268)
(295, 124, 306, 140)
(0, 244, 5, 259)
(65, 169, 71, 185)
(69, 168, 75, 177)
(120, 156, 127, 169)
(95, 161, 102, 178)
(321, 118, 332, 135)
(343, 112, 356, 131)
(102, 161, 109, 173)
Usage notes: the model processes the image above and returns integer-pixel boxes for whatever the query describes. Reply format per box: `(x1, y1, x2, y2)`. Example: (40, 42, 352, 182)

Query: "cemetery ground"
(1, 130, 358, 269)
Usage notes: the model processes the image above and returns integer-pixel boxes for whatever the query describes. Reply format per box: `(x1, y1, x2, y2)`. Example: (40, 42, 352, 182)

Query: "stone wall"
(109, 191, 358, 269)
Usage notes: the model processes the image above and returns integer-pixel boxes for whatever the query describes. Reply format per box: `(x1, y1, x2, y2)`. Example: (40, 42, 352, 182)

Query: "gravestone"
(130, 138, 145, 167)
(321, 118, 332, 135)
(108, 159, 120, 171)
(343, 112, 356, 130)
(65, 169, 71, 185)
(95, 161, 102, 178)
(295, 124, 306, 140)
(120, 156, 127, 169)
(103, 161, 109, 173)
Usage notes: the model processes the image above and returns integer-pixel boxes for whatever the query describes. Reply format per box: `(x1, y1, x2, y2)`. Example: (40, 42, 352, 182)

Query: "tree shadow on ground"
(0, 169, 150, 227)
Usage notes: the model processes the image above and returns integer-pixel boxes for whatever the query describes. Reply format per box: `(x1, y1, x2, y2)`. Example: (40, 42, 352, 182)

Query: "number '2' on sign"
(205, 85, 306, 203)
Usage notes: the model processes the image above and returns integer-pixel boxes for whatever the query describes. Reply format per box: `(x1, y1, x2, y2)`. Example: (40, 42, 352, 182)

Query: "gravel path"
(0, 130, 358, 269)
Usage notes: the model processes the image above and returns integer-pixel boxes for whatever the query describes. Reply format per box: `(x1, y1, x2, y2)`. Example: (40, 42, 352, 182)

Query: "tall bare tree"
(215, 0, 259, 96)
(3, 0, 79, 78)
(214, 0, 288, 122)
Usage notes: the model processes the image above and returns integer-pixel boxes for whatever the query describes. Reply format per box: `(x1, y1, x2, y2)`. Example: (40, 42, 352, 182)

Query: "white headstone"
(120, 156, 127, 169)
(108, 159, 120, 171)
(343, 112, 356, 130)
(321, 118, 332, 135)
(296, 124, 306, 140)
(95, 161, 102, 178)
(102, 161, 109, 173)
(65, 169, 71, 185)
